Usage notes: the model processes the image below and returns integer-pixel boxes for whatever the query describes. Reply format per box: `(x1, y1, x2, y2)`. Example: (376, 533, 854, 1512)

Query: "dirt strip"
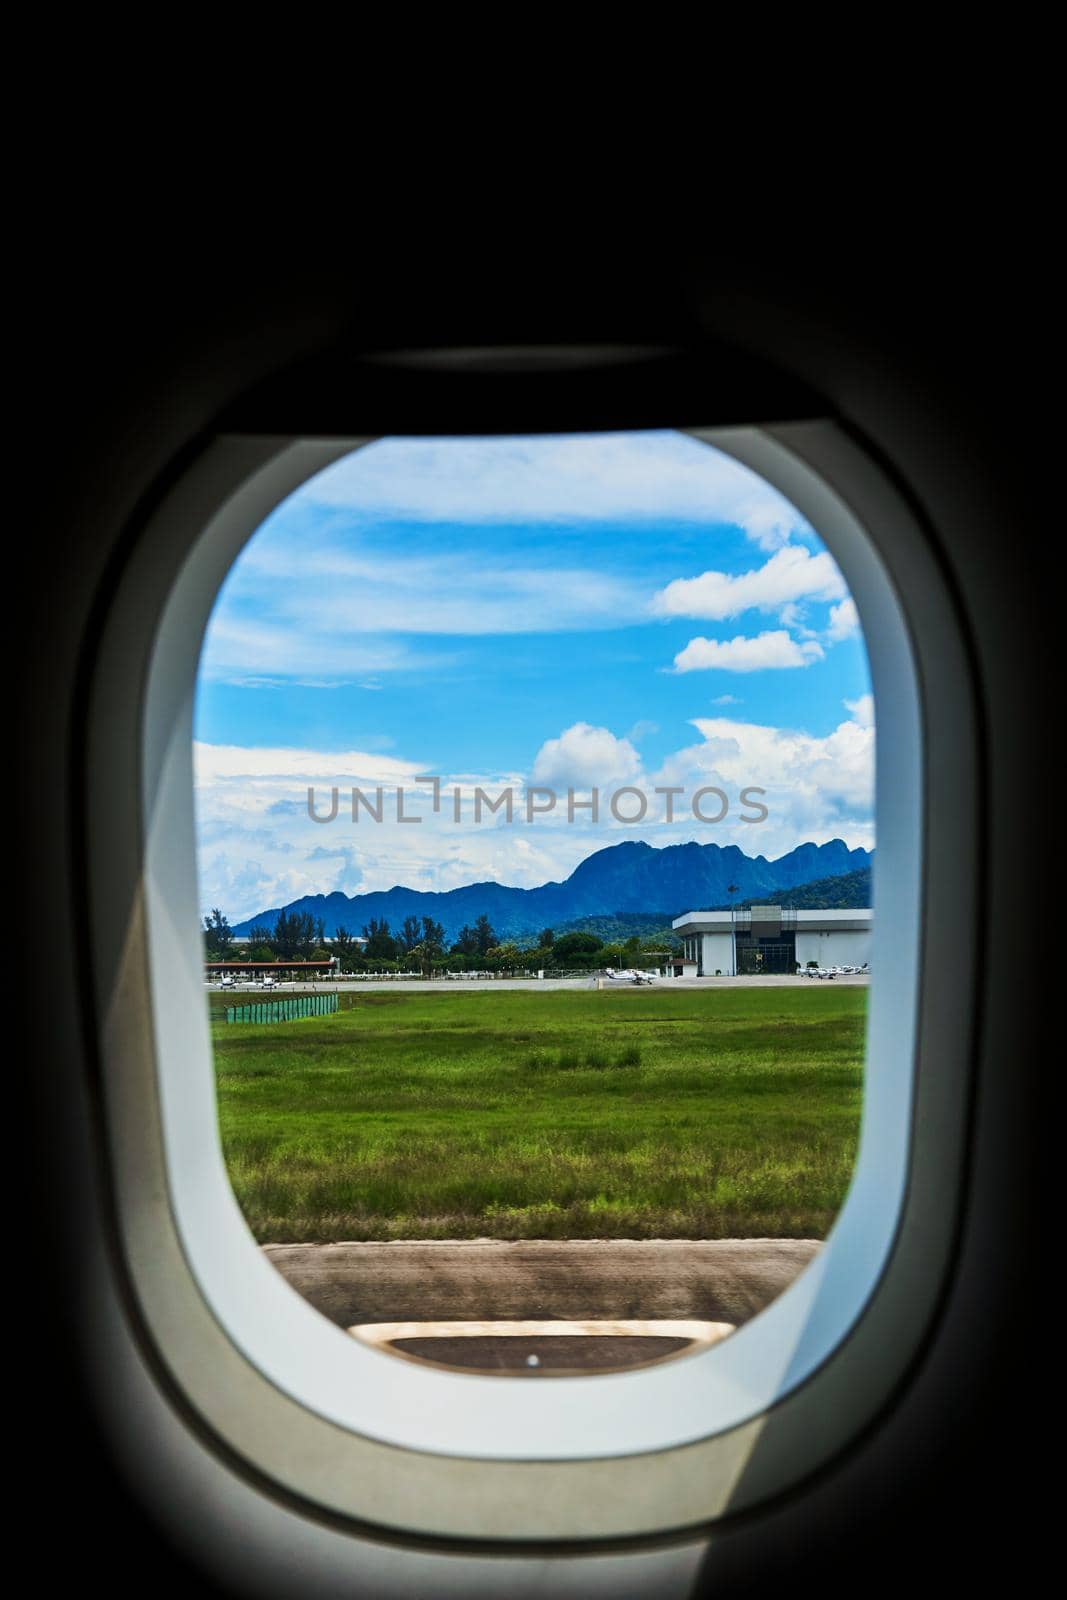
(263, 1238, 821, 1329)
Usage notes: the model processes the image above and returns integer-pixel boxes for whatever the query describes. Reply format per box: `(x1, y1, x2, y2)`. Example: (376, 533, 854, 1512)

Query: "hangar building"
(672, 906, 872, 976)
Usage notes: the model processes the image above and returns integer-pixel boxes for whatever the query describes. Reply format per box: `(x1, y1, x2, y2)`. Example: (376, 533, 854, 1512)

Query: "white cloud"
(199, 617, 441, 683)
(195, 705, 875, 922)
(679, 716, 874, 808)
(203, 854, 321, 921)
(303, 844, 365, 894)
(231, 541, 650, 637)
(652, 544, 846, 621)
(712, 694, 741, 706)
(193, 743, 423, 787)
(194, 741, 543, 920)
(292, 432, 812, 549)
(671, 631, 825, 673)
(197, 433, 834, 689)
(827, 598, 860, 640)
(531, 723, 641, 788)
(650, 713, 875, 858)
(844, 693, 874, 728)
(199, 555, 652, 688)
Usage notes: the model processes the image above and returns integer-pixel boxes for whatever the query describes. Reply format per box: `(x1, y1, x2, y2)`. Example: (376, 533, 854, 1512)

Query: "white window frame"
(84, 422, 978, 1542)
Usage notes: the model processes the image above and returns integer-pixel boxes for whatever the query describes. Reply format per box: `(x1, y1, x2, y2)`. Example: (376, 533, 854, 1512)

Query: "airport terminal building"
(672, 906, 872, 976)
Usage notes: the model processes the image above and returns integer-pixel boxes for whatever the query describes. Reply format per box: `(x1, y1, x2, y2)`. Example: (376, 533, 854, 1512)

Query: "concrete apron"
(265, 1237, 819, 1376)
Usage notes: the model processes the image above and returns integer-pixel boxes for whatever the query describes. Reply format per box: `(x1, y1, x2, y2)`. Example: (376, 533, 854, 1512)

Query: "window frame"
(83, 422, 979, 1542)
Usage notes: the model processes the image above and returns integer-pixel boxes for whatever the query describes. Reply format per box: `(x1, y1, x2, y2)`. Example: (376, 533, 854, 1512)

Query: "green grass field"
(211, 987, 866, 1242)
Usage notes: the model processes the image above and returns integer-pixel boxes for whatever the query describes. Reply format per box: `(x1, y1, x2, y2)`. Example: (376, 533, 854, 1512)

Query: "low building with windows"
(672, 906, 871, 976)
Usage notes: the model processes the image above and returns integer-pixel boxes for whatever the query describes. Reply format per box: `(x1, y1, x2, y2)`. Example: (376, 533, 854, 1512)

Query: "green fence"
(225, 993, 339, 1025)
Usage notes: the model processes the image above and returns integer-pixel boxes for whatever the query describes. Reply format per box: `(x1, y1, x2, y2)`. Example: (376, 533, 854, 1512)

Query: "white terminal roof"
(673, 909, 872, 932)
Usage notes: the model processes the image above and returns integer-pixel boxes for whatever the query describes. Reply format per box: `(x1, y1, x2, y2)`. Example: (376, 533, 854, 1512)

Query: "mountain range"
(231, 839, 874, 943)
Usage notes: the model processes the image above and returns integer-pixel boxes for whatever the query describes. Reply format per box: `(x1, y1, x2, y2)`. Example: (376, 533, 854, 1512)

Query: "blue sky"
(194, 432, 874, 922)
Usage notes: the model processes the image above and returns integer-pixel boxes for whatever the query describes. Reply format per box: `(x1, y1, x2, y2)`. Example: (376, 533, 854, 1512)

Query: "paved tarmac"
(219, 975, 868, 995)
(264, 1237, 821, 1329)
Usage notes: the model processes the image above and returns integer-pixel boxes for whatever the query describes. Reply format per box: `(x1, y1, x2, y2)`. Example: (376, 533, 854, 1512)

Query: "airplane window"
(193, 431, 875, 1382)
(87, 409, 975, 1543)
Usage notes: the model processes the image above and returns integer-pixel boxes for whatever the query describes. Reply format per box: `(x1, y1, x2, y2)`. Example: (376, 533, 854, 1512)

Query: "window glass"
(194, 431, 874, 1379)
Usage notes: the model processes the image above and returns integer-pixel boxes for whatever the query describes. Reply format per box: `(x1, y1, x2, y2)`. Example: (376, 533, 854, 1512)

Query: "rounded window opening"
(194, 430, 875, 1380)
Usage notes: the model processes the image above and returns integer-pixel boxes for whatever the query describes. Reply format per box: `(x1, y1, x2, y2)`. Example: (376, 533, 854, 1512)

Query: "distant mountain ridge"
(545, 867, 874, 944)
(704, 866, 873, 913)
(231, 839, 874, 942)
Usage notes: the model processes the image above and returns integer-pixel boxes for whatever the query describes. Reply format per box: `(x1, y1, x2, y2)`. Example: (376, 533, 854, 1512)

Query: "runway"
(220, 974, 870, 994)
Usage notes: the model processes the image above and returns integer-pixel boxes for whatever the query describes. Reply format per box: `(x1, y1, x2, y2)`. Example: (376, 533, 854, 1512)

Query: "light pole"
(727, 883, 739, 976)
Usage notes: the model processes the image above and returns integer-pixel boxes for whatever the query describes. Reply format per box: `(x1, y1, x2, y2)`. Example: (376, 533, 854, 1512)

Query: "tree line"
(204, 908, 677, 974)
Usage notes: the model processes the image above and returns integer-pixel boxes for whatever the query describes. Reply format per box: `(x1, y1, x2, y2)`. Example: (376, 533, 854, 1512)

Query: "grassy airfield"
(210, 987, 866, 1242)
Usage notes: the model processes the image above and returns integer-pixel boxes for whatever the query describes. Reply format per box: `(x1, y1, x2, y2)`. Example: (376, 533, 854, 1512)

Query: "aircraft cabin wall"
(19, 238, 1044, 1599)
